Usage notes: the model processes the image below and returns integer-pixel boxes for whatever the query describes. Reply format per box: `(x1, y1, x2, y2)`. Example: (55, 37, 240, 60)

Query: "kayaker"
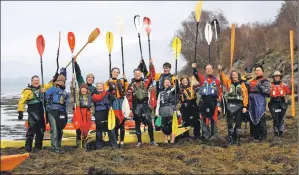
(45, 74, 69, 154)
(218, 65, 248, 145)
(92, 82, 118, 149)
(17, 74, 58, 152)
(178, 75, 201, 140)
(268, 71, 291, 137)
(104, 67, 128, 148)
(127, 58, 158, 147)
(248, 65, 270, 141)
(192, 63, 222, 141)
(155, 78, 179, 144)
(73, 83, 93, 150)
(154, 62, 176, 94)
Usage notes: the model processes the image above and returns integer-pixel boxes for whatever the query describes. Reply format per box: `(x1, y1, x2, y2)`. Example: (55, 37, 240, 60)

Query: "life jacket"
(132, 81, 148, 101)
(270, 83, 286, 98)
(25, 86, 42, 105)
(180, 86, 195, 102)
(225, 83, 243, 101)
(199, 76, 218, 97)
(159, 87, 176, 107)
(108, 79, 125, 97)
(249, 78, 264, 93)
(94, 92, 110, 111)
(79, 94, 92, 108)
(156, 74, 174, 92)
(46, 87, 68, 107)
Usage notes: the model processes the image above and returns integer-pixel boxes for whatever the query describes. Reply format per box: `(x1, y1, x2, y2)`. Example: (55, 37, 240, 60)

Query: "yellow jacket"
(221, 72, 249, 107)
(18, 82, 53, 112)
(104, 79, 128, 99)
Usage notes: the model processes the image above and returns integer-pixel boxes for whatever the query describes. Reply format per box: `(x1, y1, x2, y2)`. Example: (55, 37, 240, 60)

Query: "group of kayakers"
(17, 55, 292, 154)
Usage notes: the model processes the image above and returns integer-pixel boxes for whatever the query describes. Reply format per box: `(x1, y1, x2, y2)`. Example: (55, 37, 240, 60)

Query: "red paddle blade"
(150, 88, 157, 108)
(143, 17, 151, 35)
(72, 107, 81, 130)
(36, 35, 45, 57)
(67, 32, 75, 53)
(79, 108, 92, 138)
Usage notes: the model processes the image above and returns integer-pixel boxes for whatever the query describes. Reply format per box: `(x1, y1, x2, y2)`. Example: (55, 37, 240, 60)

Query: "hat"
(86, 73, 95, 83)
(272, 71, 282, 76)
(254, 64, 264, 72)
(80, 83, 89, 90)
(57, 75, 66, 82)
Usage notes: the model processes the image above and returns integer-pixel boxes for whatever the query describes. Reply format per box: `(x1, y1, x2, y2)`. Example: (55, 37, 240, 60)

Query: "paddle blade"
(172, 37, 182, 60)
(106, 31, 114, 53)
(195, 1, 203, 22)
(204, 23, 213, 45)
(72, 107, 81, 130)
(230, 24, 236, 69)
(211, 19, 220, 41)
(36, 35, 45, 57)
(67, 32, 75, 53)
(108, 107, 116, 130)
(143, 17, 151, 35)
(134, 15, 142, 33)
(122, 97, 131, 119)
(88, 28, 100, 43)
(117, 17, 124, 37)
(172, 112, 178, 135)
(1, 153, 30, 171)
(149, 87, 157, 108)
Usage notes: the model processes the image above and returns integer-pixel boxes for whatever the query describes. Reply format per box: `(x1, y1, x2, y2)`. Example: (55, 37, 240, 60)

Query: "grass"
(1, 107, 298, 174)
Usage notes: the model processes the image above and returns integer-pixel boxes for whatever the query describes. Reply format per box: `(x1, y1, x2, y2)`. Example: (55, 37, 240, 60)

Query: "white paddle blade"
(117, 17, 124, 37)
(134, 15, 142, 33)
(213, 20, 218, 41)
(122, 97, 131, 119)
(205, 23, 213, 45)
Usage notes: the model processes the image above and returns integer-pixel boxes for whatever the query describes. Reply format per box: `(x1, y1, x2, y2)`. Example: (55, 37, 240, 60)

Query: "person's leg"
(227, 111, 234, 144)
(235, 110, 242, 146)
(25, 111, 38, 152)
(134, 116, 142, 144)
(47, 110, 60, 151)
(34, 112, 45, 150)
(259, 114, 267, 140)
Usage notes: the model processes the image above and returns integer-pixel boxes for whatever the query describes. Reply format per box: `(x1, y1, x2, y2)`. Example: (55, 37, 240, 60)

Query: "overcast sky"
(1, 1, 283, 82)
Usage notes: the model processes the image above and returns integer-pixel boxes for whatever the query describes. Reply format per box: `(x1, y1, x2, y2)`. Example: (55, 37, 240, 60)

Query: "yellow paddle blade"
(106, 31, 114, 53)
(230, 24, 236, 70)
(108, 107, 116, 130)
(88, 28, 100, 43)
(172, 112, 178, 135)
(290, 30, 295, 117)
(195, 1, 203, 22)
(172, 37, 182, 60)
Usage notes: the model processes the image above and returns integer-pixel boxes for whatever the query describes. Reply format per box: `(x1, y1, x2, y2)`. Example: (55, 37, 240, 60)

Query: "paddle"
(36, 35, 47, 126)
(143, 17, 152, 59)
(65, 28, 100, 68)
(134, 15, 145, 78)
(171, 37, 182, 136)
(290, 30, 295, 117)
(108, 107, 116, 130)
(191, 1, 203, 99)
(230, 24, 236, 70)
(204, 23, 213, 64)
(56, 32, 61, 74)
(117, 17, 125, 76)
(211, 19, 226, 115)
(106, 31, 114, 78)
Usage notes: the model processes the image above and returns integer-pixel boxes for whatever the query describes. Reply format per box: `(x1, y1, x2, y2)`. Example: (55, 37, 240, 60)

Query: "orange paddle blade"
(68, 32, 75, 53)
(78, 108, 92, 138)
(87, 28, 100, 43)
(72, 107, 81, 130)
(230, 24, 236, 69)
(1, 153, 29, 171)
(36, 35, 45, 57)
(143, 17, 151, 35)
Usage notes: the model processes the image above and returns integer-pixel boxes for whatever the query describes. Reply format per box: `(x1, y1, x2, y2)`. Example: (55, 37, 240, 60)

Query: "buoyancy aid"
(180, 86, 195, 102)
(25, 86, 42, 105)
(157, 74, 174, 92)
(46, 86, 68, 111)
(94, 92, 110, 111)
(159, 86, 176, 107)
(79, 94, 92, 108)
(270, 82, 286, 98)
(199, 76, 218, 97)
(226, 82, 243, 101)
(132, 81, 148, 101)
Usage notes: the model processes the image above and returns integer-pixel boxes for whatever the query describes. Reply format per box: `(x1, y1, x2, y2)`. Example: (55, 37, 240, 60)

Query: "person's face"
(97, 84, 104, 92)
(80, 88, 88, 95)
(274, 75, 281, 82)
(245, 72, 251, 77)
(87, 76, 94, 84)
(31, 77, 40, 88)
(163, 66, 171, 74)
(231, 72, 239, 82)
(181, 78, 188, 86)
(112, 69, 120, 79)
(205, 65, 213, 75)
(134, 70, 142, 80)
(255, 67, 263, 77)
(164, 79, 171, 88)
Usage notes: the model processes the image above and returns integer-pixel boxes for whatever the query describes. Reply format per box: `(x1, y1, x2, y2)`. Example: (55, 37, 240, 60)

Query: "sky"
(1, 1, 283, 83)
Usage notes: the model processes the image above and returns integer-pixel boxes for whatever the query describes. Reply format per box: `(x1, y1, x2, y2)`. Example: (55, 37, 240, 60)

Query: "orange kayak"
(1, 153, 29, 171)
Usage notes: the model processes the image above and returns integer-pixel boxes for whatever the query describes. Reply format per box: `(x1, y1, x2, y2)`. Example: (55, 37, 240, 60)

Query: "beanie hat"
(57, 75, 66, 82)
(254, 64, 264, 72)
(86, 73, 95, 83)
(80, 83, 89, 90)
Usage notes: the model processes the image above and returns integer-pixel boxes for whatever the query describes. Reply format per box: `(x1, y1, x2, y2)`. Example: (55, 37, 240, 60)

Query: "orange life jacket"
(270, 83, 286, 98)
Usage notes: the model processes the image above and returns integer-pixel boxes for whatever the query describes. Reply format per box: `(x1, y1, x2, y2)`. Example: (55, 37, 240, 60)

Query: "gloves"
(52, 72, 59, 82)
(18, 111, 23, 120)
(59, 67, 67, 80)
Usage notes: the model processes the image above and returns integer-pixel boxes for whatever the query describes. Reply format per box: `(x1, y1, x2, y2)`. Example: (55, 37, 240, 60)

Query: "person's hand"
(129, 110, 133, 118)
(40, 88, 46, 93)
(123, 74, 126, 80)
(192, 63, 197, 68)
(149, 58, 153, 64)
(73, 55, 77, 62)
(242, 108, 247, 113)
(52, 73, 59, 82)
(109, 78, 113, 83)
(18, 111, 23, 120)
(218, 107, 222, 113)
(218, 65, 223, 71)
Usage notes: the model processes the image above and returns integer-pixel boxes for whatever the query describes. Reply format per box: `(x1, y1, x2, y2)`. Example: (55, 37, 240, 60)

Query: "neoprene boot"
(95, 131, 104, 149)
(25, 139, 33, 152)
(76, 139, 81, 148)
(236, 129, 242, 146)
(228, 129, 234, 145)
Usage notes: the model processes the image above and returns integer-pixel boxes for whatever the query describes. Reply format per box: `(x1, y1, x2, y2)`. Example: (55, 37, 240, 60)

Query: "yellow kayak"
(1, 127, 190, 149)
(1, 153, 29, 171)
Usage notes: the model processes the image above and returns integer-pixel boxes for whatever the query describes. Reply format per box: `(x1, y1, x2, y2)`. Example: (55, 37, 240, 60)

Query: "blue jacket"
(45, 86, 69, 112)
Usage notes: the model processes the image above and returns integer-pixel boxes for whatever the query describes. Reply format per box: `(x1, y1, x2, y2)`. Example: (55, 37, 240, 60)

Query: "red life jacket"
(270, 83, 286, 98)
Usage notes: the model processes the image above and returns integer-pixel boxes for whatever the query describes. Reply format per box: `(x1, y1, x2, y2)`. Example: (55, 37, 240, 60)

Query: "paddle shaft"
(137, 33, 145, 78)
(65, 42, 89, 68)
(56, 32, 61, 74)
(208, 45, 211, 63)
(72, 56, 76, 109)
(121, 37, 125, 75)
(290, 30, 295, 117)
(109, 53, 112, 78)
(216, 40, 226, 115)
(194, 22, 199, 63)
(147, 34, 151, 59)
(40, 56, 47, 124)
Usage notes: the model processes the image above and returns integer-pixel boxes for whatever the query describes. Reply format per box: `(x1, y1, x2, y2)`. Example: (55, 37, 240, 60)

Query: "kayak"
(1, 127, 190, 148)
(1, 153, 29, 171)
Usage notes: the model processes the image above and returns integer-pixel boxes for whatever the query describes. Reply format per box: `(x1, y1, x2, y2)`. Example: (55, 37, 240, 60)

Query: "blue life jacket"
(94, 92, 110, 111)
(199, 76, 218, 97)
(46, 87, 68, 112)
(79, 94, 92, 108)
